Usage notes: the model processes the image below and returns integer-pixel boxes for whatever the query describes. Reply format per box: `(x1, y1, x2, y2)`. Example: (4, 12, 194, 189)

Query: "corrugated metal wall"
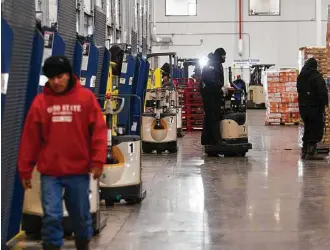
(131, 30, 138, 55)
(94, 6, 107, 95)
(1, 0, 36, 246)
(57, 0, 76, 63)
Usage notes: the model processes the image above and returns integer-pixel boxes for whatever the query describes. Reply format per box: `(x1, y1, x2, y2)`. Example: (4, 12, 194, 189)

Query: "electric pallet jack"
(205, 88, 253, 157)
(147, 52, 184, 138)
(205, 67, 252, 157)
(99, 94, 146, 207)
(142, 87, 178, 154)
(247, 64, 275, 109)
(22, 171, 107, 238)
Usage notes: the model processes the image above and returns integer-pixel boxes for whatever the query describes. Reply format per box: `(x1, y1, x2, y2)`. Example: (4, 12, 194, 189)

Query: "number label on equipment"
(120, 78, 126, 84)
(170, 117, 174, 123)
(128, 142, 134, 154)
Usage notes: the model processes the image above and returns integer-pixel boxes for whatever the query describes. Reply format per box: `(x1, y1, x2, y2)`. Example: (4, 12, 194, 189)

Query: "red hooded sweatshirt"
(18, 76, 107, 180)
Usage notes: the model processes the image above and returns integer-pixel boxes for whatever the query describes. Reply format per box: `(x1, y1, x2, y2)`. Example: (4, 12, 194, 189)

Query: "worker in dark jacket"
(297, 57, 329, 159)
(232, 75, 247, 101)
(200, 48, 227, 146)
(161, 63, 174, 88)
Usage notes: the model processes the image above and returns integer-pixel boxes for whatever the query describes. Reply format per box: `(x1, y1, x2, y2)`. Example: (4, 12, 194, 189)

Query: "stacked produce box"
(265, 70, 299, 125)
(299, 46, 327, 79)
(323, 5, 330, 146)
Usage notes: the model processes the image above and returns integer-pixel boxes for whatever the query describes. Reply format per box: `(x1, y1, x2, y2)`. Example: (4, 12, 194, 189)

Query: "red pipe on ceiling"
(239, 0, 242, 39)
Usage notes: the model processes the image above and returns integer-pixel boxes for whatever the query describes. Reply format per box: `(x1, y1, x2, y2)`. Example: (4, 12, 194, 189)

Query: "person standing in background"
(232, 75, 247, 101)
(297, 57, 328, 159)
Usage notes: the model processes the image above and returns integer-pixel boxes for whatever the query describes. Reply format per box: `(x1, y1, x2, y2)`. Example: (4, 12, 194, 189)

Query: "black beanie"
(213, 48, 226, 61)
(304, 57, 318, 70)
(161, 63, 171, 74)
(43, 56, 73, 78)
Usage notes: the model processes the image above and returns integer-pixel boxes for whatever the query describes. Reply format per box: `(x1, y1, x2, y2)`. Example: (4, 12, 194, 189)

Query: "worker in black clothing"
(200, 48, 227, 146)
(233, 75, 247, 94)
(297, 57, 329, 159)
(232, 75, 247, 102)
(161, 63, 174, 88)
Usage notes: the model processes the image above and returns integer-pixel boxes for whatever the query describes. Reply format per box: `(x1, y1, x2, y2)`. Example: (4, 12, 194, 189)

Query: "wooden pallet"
(265, 121, 299, 126)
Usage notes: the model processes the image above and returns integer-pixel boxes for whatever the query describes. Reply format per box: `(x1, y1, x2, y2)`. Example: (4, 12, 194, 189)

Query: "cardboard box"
(267, 118, 281, 123)
(267, 77, 280, 83)
(284, 82, 296, 87)
(267, 112, 282, 118)
(285, 86, 297, 92)
(268, 86, 285, 93)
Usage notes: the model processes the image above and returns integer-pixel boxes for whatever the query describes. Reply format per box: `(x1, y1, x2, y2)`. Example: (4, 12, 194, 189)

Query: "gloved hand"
(22, 179, 32, 190)
(222, 86, 228, 96)
(91, 167, 103, 180)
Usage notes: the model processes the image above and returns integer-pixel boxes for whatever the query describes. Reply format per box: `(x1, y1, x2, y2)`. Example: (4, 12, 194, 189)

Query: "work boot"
(305, 143, 317, 160)
(301, 147, 307, 159)
(42, 243, 61, 250)
(75, 239, 90, 250)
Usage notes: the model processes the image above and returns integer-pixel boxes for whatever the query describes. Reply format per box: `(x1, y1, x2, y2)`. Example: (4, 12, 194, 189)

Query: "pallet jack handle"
(104, 94, 125, 164)
(105, 94, 125, 115)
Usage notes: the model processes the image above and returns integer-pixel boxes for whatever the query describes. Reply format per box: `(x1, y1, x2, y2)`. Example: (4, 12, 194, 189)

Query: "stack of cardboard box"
(322, 5, 330, 146)
(265, 70, 299, 124)
(299, 47, 327, 80)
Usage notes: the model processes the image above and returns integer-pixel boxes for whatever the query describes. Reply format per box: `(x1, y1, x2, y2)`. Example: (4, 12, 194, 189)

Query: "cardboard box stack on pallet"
(323, 5, 330, 147)
(299, 46, 327, 79)
(265, 70, 299, 125)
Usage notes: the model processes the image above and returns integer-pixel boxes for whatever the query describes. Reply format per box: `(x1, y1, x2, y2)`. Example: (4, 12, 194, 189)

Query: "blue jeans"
(40, 174, 93, 247)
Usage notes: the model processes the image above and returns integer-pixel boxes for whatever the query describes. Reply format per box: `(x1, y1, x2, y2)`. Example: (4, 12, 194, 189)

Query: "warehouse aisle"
(12, 110, 330, 250)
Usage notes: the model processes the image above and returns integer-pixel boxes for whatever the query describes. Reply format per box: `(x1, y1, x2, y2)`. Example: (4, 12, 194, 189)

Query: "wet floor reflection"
(10, 110, 330, 249)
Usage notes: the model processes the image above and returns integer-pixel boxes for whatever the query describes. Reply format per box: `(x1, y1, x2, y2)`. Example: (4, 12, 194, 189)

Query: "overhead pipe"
(150, 0, 160, 42)
(157, 32, 251, 57)
(155, 19, 325, 24)
(150, 0, 172, 43)
(152, 39, 204, 47)
(238, 0, 243, 57)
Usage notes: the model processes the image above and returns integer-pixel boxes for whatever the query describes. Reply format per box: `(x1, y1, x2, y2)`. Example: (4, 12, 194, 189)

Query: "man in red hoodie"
(18, 56, 107, 250)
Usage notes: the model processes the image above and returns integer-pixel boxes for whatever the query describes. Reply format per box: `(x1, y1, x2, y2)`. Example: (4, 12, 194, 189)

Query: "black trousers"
(200, 85, 224, 145)
(299, 106, 325, 148)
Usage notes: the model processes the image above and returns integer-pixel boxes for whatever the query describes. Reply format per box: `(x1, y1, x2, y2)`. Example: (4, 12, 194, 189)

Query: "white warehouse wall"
(152, 0, 330, 71)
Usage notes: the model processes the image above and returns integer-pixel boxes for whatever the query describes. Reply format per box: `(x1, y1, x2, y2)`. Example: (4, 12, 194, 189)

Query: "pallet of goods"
(265, 70, 299, 125)
(299, 46, 327, 80)
(322, 5, 330, 147)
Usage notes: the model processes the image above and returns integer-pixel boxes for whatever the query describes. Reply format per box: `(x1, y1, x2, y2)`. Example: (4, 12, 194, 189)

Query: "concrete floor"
(12, 110, 330, 249)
